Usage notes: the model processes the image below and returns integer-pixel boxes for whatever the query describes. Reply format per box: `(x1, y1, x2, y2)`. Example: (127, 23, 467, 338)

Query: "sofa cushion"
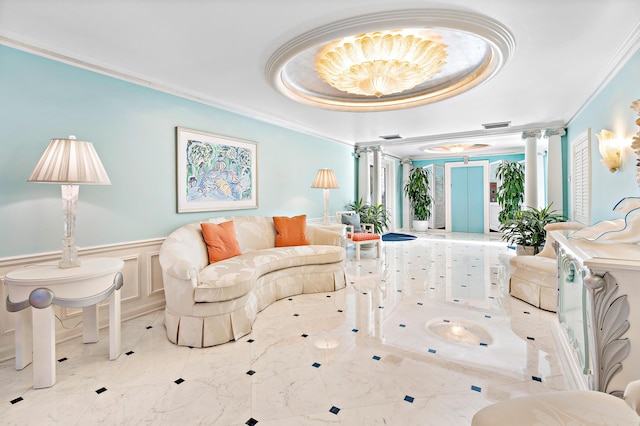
(341, 213, 362, 232)
(194, 245, 344, 302)
(509, 255, 556, 275)
(273, 215, 310, 247)
(201, 221, 242, 263)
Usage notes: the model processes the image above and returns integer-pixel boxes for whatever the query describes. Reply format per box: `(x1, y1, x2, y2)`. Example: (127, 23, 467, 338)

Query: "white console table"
(552, 230, 640, 396)
(4, 257, 124, 388)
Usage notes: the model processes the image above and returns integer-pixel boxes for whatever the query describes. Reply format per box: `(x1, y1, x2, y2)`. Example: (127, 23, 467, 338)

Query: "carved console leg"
(583, 271, 630, 396)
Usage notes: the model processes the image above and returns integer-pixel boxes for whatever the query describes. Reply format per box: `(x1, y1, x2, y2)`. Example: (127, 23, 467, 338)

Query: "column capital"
(521, 130, 541, 140)
(543, 128, 566, 138)
(354, 146, 372, 157)
(401, 158, 413, 165)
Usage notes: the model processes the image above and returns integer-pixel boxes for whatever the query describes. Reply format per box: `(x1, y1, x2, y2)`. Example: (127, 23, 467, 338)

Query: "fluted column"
(522, 130, 541, 209)
(544, 128, 566, 213)
(401, 159, 412, 230)
(372, 147, 383, 205)
(356, 147, 372, 205)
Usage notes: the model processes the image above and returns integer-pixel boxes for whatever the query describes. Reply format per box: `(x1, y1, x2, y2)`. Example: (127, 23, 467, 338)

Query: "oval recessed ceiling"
(265, 9, 515, 112)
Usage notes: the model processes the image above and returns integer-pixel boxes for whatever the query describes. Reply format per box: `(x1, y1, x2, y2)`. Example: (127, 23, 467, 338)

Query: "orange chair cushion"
(273, 214, 310, 247)
(350, 232, 381, 242)
(201, 221, 242, 263)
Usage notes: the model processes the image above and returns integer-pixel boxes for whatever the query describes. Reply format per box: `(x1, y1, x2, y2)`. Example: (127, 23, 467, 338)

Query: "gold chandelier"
(315, 29, 448, 98)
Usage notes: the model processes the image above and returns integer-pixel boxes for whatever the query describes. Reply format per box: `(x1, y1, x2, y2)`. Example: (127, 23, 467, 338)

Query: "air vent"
(482, 121, 511, 130)
(379, 134, 403, 140)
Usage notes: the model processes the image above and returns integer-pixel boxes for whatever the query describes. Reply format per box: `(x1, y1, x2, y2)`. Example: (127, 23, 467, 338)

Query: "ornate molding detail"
(583, 271, 630, 395)
(630, 99, 640, 188)
(521, 130, 541, 140)
(544, 128, 566, 138)
(401, 158, 413, 165)
(354, 146, 373, 158)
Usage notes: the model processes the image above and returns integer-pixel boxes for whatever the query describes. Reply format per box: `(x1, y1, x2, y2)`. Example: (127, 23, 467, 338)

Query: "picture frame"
(176, 127, 258, 213)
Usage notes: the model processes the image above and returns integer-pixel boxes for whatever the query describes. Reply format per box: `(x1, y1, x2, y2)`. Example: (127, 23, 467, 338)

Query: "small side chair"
(335, 211, 382, 260)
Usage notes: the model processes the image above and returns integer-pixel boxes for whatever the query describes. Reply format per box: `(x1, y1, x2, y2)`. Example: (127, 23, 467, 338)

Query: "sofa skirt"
(164, 266, 346, 348)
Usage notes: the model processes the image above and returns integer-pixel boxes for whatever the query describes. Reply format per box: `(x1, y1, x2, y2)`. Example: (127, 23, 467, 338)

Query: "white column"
(372, 147, 382, 205)
(401, 159, 412, 230)
(544, 128, 566, 213)
(357, 148, 372, 204)
(522, 130, 541, 210)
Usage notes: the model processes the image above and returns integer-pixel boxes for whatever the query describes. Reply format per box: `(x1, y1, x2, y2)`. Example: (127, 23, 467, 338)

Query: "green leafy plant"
(403, 167, 432, 221)
(499, 204, 566, 254)
(345, 198, 390, 234)
(495, 160, 525, 224)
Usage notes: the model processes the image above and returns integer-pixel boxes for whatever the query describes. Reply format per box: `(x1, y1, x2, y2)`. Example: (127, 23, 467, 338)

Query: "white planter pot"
(412, 220, 429, 232)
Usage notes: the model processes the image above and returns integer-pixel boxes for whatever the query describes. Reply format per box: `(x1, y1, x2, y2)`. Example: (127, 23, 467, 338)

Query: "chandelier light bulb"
(315, 29, 448, 97)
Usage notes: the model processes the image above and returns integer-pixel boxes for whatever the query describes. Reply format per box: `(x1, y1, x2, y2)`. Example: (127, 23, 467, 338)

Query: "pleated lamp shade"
(28, 136, 111, 185)
(310, 169, 339, 189)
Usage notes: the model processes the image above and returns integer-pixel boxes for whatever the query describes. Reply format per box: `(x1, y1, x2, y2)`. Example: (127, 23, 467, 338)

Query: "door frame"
(445, 160, 490, 234)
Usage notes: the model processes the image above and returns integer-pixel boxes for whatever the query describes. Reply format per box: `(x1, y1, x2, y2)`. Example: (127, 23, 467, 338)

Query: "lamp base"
(60, 184, 81, 269)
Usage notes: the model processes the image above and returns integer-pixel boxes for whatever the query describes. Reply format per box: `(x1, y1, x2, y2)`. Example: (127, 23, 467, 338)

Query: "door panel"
(451, 166, 484, 232)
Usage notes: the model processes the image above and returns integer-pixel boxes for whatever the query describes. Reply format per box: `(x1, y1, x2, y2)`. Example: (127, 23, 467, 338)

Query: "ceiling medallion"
(266, 9, 515, 112)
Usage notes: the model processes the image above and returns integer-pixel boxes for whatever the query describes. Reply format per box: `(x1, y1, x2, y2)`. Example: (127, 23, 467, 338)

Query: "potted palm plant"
(495, 161, 524, 224)
(403, 166, 432, 232)
(345, 198, 390, 234)
(499, 204, 565, 254)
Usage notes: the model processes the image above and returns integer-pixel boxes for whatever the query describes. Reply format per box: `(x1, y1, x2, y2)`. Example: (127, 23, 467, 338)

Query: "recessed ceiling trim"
(265, 9, 516, 112)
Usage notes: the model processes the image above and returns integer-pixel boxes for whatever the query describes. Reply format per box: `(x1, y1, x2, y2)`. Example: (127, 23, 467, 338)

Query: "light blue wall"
(0, 45, 355, 258)
(566, 48, 640, 223)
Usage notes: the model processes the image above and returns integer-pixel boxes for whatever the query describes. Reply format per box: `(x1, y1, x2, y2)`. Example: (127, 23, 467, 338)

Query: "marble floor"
(0, 232, 571, 425)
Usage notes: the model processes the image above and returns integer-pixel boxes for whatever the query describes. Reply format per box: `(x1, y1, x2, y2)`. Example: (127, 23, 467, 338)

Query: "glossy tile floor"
(0, 232, 571, 425)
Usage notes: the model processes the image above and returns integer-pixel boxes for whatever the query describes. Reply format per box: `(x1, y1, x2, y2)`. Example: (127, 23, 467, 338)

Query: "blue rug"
(382, 233, 417, 242)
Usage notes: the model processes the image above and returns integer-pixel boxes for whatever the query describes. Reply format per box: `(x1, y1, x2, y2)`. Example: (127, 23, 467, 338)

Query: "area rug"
(382, 233, 417, 242)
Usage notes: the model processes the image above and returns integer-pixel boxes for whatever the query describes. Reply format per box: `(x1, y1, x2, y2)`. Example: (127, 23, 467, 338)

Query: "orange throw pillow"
(201, 221, 242, 263)
(273, 215, 310, 247)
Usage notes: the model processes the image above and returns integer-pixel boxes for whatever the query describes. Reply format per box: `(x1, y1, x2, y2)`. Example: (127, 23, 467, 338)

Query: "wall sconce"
(596, 129, 621, 173)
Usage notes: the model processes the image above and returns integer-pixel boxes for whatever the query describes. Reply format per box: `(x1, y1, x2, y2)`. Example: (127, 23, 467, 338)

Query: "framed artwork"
(176, 127, 258, 213)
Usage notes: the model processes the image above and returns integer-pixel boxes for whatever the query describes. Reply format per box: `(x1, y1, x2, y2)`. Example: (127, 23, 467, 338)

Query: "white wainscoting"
(0, 239, 165, 363)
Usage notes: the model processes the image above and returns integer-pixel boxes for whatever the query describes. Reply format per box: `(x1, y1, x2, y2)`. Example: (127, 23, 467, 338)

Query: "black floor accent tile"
(246, 418, 258, 425)
(352, 328, 358, 333)
(326, 295, 331, 298)
(532, 376, 542, 382)
(146, 326, 153, 329)
(480, 342, 488, 347)
(527, 336, 535, 341)
(10, 397, 23, 404)
(428, 348, 437, 354)
(337, 309, 343, 313)
(246, 370, 255, 376)
(372, 355, 381, 361)
(417, 302, 423, 305)
(301, 334, 308, 338)
(524, 311, 531, 314)
(293, 313, 299, 316)
(247, 339, 255, 343)
(96, 387, 107, 394)
(126, 351, 134, 355)
(329, 406, 340, 415)
(175, 378, 184, 384)
(378, 306, 384, 309)
(404, 395, 415, 403)
(58, 357, 67, 362)
(312, 362, 321, 368)
(471, 385, 481, 392)
(399, 324, 406, 327)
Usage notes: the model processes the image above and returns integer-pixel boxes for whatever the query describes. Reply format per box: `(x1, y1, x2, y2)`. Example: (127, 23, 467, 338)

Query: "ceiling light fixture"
(422, 143, 489, 154)
(315, 30, 447, 98)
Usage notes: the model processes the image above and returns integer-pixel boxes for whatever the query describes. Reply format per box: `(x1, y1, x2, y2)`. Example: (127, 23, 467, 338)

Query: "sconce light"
(596, 129, 621, 173)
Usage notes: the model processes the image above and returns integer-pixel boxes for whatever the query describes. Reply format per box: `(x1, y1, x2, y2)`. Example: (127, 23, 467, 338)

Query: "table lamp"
(311, 169, 339, 224)
(28, 136, 111, 268)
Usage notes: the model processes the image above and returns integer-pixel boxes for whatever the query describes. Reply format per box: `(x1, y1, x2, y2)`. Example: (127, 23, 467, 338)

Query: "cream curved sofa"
(508, 221, 585, 311)
(159, 216, 346, 347)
